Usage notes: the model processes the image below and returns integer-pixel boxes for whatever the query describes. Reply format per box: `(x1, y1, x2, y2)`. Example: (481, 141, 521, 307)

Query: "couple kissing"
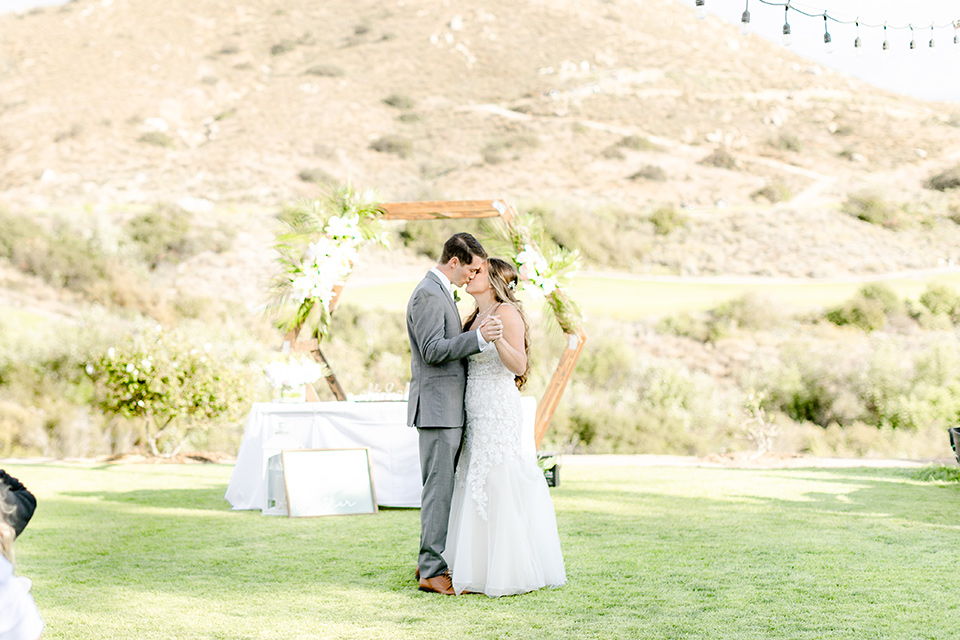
(405, 232, 566, 597)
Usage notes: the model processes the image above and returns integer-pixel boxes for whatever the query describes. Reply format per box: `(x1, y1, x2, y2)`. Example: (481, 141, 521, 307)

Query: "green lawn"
(344, 272, 960, 320)
(7, 461, 959, 639)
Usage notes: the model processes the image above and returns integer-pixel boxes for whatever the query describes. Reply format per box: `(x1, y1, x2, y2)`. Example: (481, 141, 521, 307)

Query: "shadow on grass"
(63, 487, 233, 511)
(754, 467, 960, 528)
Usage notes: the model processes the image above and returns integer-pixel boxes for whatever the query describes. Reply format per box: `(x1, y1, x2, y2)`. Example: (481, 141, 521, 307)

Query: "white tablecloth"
(225, 401, 421, 510)
(224, 398, 537, 513)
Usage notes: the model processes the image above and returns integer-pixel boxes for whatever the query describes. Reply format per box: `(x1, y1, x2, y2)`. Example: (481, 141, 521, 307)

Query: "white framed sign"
(281, 448, 378, 517)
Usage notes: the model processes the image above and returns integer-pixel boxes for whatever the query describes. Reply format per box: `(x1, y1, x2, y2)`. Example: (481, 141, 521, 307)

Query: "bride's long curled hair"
(463, 257, 530, 390)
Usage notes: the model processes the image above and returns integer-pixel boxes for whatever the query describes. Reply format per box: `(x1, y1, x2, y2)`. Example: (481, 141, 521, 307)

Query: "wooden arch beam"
(286, 199, 584, 449)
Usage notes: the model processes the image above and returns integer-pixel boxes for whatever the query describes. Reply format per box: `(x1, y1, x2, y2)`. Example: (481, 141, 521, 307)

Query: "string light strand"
(692, 1, 959, 53)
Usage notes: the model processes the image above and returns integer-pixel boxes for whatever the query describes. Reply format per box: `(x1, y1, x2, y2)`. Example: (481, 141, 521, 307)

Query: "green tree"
(88, 327, 256, 456)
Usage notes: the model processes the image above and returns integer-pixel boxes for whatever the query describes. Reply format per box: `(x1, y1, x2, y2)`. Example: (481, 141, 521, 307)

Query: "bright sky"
(2, 0, 957, 103)
(0, 0, 62, 12)
(677, 0, 960, 103)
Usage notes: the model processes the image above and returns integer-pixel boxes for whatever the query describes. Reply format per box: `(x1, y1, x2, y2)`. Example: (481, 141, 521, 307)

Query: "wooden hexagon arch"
(281, 199, 587, 448)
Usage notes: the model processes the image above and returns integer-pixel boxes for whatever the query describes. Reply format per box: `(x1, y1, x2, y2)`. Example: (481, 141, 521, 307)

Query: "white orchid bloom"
(539, 277, 559, 295)
(290, 275, 316, 302)
(519, 263, 535, 282)
(305, 237, 336, 262)
(325, 214, 362, 242)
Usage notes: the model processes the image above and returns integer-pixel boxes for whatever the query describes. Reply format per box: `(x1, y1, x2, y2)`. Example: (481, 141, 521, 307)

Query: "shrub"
(919, 283, 960, 323)
(617, 135, 658, 152)
(842, 193, 904, 229)
(649, 206, 687, 235)
(601, 146, 625, 160)
(270, 39, 296, 56)
(482, 134, 540, 164)
(126, 205, 198, 269)
(772, 134, 803, 152)
(714, 293, 783, 331)
(858, 283, 903, 316)
(370, 135, 413, 158)
(699, 146, 738, 170)
(12, 223, 109, 291)
(0, 211, 44, 261)
(547, 361, 736, 455)
(298, 167, 338, 185)
(761, 347, 861, 427)
(657, 312, 711, 342)
(659, 294, 783, 344)
(138, 132, 175, 148)
(573, 337, 635, 391)
(751, 181, 792, 203)
(304, 64, 344, 77)
(825, 296, 887, 332)
(947, 202, 960, 226)
(924, 164, 960, 191)
(629, 165, 667, 182)
(382, 93, 415, 110)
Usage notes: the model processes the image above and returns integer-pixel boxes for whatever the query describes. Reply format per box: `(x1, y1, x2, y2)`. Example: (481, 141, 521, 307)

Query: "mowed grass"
(7, 461, 960, 639)
(343, 272, 960, 320)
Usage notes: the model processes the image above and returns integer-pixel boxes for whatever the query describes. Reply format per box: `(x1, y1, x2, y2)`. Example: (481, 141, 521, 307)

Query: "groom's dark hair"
(440, 232, 487, 265)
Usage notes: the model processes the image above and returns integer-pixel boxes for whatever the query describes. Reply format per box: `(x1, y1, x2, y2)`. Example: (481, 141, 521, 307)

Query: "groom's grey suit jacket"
(406, 271, 481, 428)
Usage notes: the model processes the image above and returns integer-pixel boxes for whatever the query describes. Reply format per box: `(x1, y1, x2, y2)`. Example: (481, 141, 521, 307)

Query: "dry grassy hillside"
(0, 0, 959, 302)
(1, 0, 959, 211)
(4, 0, 960, 460)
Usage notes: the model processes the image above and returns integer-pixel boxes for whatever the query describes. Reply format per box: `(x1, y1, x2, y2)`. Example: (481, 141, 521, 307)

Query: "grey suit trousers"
(417, 426, 463, 579)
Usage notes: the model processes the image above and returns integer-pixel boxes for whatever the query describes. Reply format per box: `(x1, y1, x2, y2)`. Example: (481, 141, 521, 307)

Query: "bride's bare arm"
(493, 305, 527, 377)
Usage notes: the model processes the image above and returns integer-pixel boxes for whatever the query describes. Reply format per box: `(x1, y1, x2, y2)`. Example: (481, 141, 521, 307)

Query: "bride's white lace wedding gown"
(443, 344, 567, 597)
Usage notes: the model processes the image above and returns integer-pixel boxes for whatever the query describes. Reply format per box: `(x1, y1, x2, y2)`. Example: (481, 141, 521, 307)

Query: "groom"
(406, 232, 502, 595)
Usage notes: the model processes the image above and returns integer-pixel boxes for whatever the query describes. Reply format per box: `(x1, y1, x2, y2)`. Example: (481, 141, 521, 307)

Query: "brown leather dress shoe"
(418, 573, 455, 595)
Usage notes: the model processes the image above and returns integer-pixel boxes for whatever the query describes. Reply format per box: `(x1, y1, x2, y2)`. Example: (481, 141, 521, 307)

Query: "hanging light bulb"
(909, 25, 917, 56)
(695, 0, 706, 20)
(782, 5, 792, 47)
(740, 0, 751, 36)
(954, 22, 959, 46)
(854, 21, 862, 57)
(882, 24, 890, 56)
(823, 14, 834, 54)
(929, 25, 935, 52)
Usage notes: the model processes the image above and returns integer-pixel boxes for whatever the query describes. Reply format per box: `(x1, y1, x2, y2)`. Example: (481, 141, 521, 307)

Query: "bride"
(442, 257, 567, 597)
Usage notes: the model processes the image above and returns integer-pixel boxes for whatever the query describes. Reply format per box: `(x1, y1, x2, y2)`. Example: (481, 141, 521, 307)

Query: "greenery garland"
(266, 185, 387, 341)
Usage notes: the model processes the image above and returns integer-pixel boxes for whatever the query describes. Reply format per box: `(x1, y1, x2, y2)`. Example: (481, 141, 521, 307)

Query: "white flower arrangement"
(263, 356, 327, 389)
(502, 213, 583, 334)
(515, 243, 561, 296)
(267, 185, 387, 341)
